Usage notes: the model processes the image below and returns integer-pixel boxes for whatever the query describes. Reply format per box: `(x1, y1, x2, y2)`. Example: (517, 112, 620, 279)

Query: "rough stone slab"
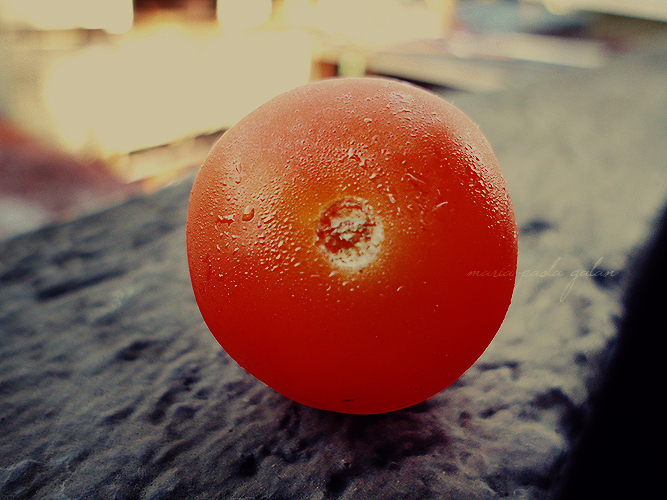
(2, 43, 667, 499)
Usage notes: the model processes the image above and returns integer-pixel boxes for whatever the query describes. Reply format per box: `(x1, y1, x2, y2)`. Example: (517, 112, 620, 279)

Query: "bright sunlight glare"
(42, 25, 312, 157)
(0, 0, 134, 34)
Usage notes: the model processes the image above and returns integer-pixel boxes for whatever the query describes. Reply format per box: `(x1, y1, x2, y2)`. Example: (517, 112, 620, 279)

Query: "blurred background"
(0, 0, 666, 241)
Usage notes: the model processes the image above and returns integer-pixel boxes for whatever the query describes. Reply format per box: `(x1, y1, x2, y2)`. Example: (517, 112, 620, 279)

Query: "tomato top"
(187, 77, 517, 414)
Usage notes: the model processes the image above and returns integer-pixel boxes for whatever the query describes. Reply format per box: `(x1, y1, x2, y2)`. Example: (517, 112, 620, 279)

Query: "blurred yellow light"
(0, 0, 134, 34)
(41, 27, 313, 157)
(281, 0, 452, 45)
(217, 0, 273, 32)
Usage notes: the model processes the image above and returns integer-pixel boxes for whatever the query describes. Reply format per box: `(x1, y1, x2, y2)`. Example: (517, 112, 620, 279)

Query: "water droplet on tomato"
(242, 206, 255, 222)
(233, 163, 243, 184)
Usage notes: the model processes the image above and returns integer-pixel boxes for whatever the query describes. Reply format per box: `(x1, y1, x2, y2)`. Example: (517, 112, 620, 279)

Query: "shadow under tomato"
(266, 397, 450, 496)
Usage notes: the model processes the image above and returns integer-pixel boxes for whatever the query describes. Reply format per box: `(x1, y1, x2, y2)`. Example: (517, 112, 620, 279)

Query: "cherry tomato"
(186, 77, 517, 414)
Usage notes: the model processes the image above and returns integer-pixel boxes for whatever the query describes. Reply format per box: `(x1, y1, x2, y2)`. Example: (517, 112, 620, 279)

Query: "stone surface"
(2, 42, 667, 499)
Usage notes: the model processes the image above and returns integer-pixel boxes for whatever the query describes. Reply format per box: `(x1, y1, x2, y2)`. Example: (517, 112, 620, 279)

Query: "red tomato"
(186, 77, 517, 414)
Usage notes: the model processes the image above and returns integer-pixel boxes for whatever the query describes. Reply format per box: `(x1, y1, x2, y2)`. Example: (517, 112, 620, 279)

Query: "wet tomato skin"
(186, 77, 517, 414)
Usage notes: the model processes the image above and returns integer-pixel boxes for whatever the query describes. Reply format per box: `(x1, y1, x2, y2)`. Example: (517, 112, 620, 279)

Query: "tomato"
(186, 77, 517, 414)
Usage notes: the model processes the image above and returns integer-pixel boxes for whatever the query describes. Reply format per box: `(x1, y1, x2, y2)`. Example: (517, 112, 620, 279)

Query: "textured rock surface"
(2, 43, 667, 499)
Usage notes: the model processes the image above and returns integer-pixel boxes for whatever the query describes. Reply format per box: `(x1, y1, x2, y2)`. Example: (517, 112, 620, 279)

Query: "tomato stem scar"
(316, 198, 384, 270)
